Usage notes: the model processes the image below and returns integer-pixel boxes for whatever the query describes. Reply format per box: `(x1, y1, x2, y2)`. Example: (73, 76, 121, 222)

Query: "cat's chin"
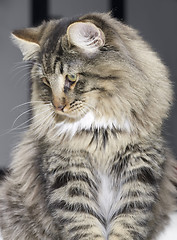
(54, 110, 86, 121)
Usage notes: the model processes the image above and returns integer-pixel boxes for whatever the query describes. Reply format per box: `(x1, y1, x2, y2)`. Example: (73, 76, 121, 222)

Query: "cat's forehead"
(40, 47, 85, 75)
(40, 18, 87, 73)
(40, 22, 68, 57)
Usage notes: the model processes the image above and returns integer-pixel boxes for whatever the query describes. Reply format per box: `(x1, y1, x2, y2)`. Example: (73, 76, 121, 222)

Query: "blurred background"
(0, 0, 177, 167)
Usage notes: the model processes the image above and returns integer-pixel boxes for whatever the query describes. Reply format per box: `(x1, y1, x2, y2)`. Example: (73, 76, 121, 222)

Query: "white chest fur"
(97, 172, 122, 237)
(56, 111, 131, 138)
(98, 173, 115, 220)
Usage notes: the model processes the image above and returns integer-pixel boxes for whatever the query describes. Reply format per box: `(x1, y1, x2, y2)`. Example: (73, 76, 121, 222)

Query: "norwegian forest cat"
(0, 12, 177, 240)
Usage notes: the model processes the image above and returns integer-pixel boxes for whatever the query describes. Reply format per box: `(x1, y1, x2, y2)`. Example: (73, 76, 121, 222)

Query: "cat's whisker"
(12, 65, 32, 73)
(11, 101, 46, 112)
(13, 60, 33, 66)
(0, 127, 27, 137)
(25, 111, 54, 131)
(10, 110, 54, 133)
(11, 63, 41, 84)
(11, 63, 33, 76)
(0, 108, 32, 136)
(13, 61, 25, 67)
(15, 71, 31, 83)
(9, 113, 51, 134)
(11, 101, 51, 111)
(12, 63, 33, 71)
(11, 102, 50, 123)
(11, 108, 33, 129)
(19, 72, 40, 83)
(30, 100, 51, 104)
(10, 104, 52, 132)
(10, 105, 52, 131)
(10, 102, 32, 112)
(12, 69, 31, 80)
(8, 125, 29, 132)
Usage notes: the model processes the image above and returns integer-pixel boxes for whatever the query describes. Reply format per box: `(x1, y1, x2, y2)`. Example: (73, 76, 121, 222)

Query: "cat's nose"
(52, 97, 66, 112)
(52, 102, 66, 112)
(54, 104, 66, 112)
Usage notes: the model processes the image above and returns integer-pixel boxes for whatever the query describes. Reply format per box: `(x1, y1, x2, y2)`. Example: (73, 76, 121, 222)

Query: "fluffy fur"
(0, 13, 177, 240)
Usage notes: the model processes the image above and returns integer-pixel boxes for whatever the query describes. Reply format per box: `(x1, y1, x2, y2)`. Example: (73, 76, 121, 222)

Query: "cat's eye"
(66, 74, 77, 83)
(42, 77, 50, 87)
(64, 74, 78, 92)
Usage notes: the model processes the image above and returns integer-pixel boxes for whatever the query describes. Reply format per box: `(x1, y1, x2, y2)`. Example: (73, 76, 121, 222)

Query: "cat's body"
(0, 13, 177, 240)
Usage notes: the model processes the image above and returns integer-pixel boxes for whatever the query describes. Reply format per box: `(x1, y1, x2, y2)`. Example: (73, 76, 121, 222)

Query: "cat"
(0, 12, 177, 240)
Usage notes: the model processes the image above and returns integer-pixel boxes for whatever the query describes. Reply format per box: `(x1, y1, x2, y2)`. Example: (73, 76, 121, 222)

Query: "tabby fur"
(0, 12, 177, 240)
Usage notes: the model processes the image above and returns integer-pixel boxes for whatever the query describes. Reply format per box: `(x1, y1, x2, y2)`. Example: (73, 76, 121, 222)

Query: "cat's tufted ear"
(67, 22, 105, 56)
(11, 26, 41, 60)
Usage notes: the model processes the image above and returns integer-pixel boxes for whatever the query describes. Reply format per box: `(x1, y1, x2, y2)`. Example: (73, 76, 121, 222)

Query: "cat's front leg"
(108, 189, 158, 240)
(108, 148, 165, 240)
(108, 210, 150, 240)
(44, 151, 106, 240)
(48, 182, 106, 239)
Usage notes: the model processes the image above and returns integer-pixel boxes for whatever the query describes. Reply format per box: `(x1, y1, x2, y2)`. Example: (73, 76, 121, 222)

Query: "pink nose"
(56, 105, 65, 112)
(52, 97, 66, 112)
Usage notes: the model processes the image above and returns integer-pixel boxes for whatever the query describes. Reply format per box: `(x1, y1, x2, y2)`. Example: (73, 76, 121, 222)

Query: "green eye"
(66, 74, 77, 82)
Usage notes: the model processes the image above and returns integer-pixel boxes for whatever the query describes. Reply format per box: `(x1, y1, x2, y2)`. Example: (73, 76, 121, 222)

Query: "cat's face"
(11, 13, 172, 136)
(35, 19, 121, 122)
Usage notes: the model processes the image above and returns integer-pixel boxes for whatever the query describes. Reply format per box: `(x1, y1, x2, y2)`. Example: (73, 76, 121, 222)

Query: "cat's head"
(11, 13, 173, 138)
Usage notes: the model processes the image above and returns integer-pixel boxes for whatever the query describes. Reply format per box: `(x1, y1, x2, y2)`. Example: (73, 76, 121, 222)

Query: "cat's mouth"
(53, 103, 72, 118)
(52, 100, 88, 120)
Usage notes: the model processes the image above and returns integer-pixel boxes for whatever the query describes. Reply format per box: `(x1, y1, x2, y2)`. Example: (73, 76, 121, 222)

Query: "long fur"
(0, 13, 177, 240)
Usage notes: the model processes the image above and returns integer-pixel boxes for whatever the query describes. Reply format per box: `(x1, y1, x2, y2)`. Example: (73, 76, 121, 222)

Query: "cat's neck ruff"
(55, 111, 131, 137)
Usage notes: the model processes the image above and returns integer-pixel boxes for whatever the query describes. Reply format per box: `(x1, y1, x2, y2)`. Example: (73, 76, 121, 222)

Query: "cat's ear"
(67, 22, 105, 56)
(11, 26, 41, 60)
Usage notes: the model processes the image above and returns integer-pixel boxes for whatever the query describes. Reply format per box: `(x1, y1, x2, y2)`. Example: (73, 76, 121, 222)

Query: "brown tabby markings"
(0, 12, 177, 240)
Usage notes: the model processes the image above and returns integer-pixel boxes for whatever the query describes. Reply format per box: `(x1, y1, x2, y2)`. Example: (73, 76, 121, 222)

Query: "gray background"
(0, 0, 177, 167)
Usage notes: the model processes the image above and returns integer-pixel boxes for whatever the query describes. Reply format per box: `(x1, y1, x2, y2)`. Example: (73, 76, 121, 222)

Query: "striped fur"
(0, 13, 177, 239)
